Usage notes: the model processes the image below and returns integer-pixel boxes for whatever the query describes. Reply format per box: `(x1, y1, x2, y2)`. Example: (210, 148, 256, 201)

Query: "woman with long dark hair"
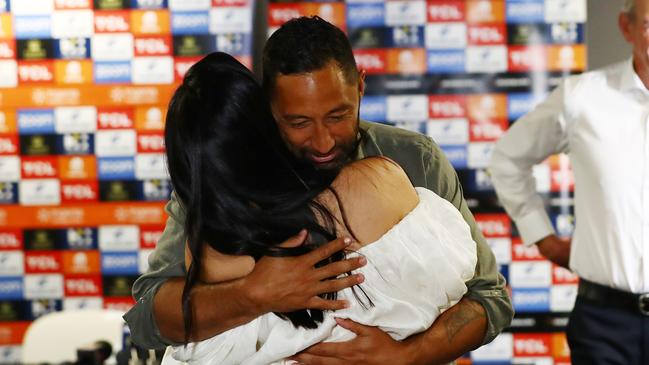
(165, 52, 477, 364)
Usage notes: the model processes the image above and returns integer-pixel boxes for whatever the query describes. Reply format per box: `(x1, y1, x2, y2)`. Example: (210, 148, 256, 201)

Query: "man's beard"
(286, 125, 362, 188)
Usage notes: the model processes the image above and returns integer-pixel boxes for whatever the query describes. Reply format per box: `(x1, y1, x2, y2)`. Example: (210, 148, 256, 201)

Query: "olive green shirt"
(124, 121, 513, 356)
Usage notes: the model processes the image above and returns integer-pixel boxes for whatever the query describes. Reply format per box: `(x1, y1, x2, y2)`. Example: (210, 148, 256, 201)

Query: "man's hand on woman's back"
(242, 232, 367, 314)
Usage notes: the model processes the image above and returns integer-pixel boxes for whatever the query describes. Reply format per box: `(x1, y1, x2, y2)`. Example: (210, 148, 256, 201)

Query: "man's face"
(620, 0, 649, 81)
(270, 62, 364, 172)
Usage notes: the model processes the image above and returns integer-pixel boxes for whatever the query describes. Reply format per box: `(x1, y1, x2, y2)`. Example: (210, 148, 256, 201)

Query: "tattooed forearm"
(444, 299, 486, 343)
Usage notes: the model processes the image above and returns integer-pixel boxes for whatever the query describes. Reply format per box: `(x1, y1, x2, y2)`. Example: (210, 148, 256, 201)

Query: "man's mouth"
(310, 153, 337, 164)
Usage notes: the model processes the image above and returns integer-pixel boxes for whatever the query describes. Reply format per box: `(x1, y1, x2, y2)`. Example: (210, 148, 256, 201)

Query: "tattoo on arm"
(444, 300, 486, 343)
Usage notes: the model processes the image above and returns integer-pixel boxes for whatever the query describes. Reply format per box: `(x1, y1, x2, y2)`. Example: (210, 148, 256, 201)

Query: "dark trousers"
(566, 295, 649, 365)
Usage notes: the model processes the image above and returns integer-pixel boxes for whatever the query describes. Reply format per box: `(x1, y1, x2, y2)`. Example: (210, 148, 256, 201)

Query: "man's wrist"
(401, 335, 429, 365)
(236, 275, 267, 318)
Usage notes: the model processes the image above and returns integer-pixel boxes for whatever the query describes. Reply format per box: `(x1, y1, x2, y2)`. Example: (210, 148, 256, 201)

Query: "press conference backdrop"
(0, 0, 582, 363)
(0, 0, 255, 362)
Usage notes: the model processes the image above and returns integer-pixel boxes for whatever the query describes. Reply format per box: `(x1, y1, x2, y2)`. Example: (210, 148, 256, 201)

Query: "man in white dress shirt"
(489, 0, 649, 363)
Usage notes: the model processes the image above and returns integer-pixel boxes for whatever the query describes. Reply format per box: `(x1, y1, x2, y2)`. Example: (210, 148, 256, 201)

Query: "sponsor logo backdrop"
(0, 0, 255, 360)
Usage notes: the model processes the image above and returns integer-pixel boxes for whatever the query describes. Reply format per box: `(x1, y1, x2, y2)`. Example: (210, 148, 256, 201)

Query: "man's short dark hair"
(262, 16, 359, 95)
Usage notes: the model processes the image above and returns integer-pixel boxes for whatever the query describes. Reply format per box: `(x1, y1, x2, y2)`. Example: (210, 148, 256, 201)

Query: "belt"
(578, 278, 649, 316)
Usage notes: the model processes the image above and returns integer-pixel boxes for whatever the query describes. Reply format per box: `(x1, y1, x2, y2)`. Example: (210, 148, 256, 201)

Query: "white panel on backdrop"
(385, 0, 426, 26)
(51, 10, 94, 38)
(425, 23, 467, 49)
(92, 34, 134, 61)
(0, 60, 18, 88)
(387, 95, 429, 122)
(9, 0, 54, 15)
(19, 179, 61, 206)
(545, 0, 587, 23)
(209, 7, 252, 34)
(131, 56, 174, 84)
(55, 107, 97, 134)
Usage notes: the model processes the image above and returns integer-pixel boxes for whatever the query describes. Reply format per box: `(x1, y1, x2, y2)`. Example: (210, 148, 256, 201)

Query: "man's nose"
(312, 123, 335, 155)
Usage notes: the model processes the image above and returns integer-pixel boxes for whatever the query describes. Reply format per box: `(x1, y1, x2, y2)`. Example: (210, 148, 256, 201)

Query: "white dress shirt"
(489, 59, 649, 293)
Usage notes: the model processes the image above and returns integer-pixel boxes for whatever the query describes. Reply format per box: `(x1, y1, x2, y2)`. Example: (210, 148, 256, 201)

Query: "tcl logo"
(98, 110, 134, 129)
(95, 13, 130, 33)
(137, 133, 165, 153)
(512, 240, 545, 261)
(65, 277, 101, 296)
(429, 96, 467, 118)
(18, 64, 54, 83)
(22, 159, 57, 178)
(0, 232, 22, 250)
(174, 58, 200, 81)
(354, 51, 386, 74)
(470, 119, 507, 141)
(61, 183, 98, 202)
(468, 25, 506, 45)
(0, 136, 18, 155)
(509, 46, 546, 72)
(134, 37, 171, 56)
(25, 253, 62, 273)
(269, 6, 302, 26)
(475, 214, 510, 237)
(514, 335, 551, 356)
(140, 228, 163, 249)
(553, 265, 579, 284)
(427, 2, 465, 22)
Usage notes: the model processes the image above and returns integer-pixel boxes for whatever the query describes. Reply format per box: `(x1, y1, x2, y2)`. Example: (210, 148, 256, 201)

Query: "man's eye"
(291, 121, 308, 128)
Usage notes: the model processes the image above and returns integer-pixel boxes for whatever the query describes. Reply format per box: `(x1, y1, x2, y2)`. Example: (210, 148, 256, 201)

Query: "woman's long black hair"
(164, 52, 358, 342)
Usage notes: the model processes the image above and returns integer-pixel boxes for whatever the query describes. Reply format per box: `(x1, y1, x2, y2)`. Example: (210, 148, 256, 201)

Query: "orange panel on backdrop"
(54, 60, 94, 85)
(131, 10, 171, 36)
(0, 202, 167, 228)
(0, 85, 178, 108)
(0, 110, 17, 134)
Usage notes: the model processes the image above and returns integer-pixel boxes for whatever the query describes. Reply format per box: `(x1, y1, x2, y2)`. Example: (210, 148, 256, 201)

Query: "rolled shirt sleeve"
(489, 79, 572, 246)
(123, 192, 187, 349)
(424, 138, 514, 345)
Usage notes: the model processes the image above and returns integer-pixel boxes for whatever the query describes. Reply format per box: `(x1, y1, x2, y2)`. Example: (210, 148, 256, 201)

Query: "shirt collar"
(620, 57, 649, 94)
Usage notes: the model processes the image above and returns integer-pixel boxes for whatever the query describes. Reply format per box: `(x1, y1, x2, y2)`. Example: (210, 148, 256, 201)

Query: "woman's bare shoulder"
(324, 156, 419, 244)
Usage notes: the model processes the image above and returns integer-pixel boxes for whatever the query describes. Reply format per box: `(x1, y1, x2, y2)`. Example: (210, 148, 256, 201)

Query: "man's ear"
(358, 69, 366, 97)
(619, 12, 634, 43)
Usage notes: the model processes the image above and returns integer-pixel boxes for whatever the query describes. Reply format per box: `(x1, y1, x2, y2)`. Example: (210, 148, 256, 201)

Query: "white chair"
(21, 309, 126, 364)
